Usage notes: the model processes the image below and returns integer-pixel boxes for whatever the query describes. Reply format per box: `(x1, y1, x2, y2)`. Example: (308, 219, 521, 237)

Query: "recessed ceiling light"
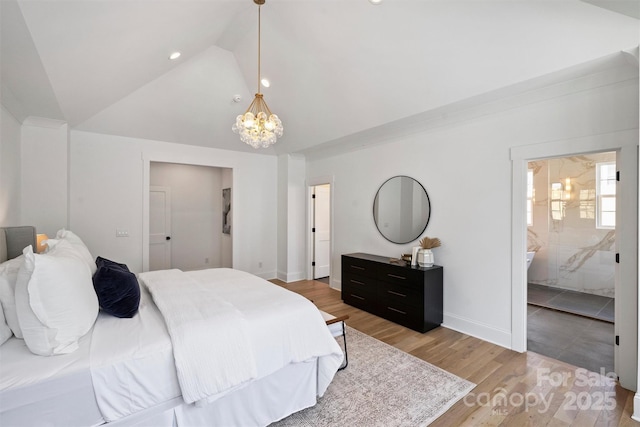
(169, 52, 181, 60)
(369, 0, 382, 4)
(261, 78, 271, 88)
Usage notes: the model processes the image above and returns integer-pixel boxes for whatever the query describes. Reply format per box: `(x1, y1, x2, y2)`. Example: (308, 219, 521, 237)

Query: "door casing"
(510, 129, 638, 391)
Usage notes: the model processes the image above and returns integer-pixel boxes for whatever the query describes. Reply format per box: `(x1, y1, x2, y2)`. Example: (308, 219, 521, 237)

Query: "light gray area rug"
(272, 326, 475, 427)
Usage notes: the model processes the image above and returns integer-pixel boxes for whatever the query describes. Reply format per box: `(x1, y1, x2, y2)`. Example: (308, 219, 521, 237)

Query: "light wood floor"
(273, 279, 639, 427)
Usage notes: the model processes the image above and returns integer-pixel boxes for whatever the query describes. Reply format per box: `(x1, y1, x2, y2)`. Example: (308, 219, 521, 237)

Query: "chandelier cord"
(257, 4, 261, 94)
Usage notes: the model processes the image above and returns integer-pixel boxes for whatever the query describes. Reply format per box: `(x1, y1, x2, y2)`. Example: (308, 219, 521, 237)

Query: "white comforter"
(141, 268, 258, 404)
(90, 286, 180, 422)
(92, 268, 343, 420)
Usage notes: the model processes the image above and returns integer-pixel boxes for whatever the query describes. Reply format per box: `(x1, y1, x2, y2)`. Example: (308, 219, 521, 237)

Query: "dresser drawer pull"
(350, 294, 365, 300)
(387, 307, 407, 315)
(351, 265, 365, 270)
(350, 279, 365, 285)
(387, 274, 406, 280)
(387, 290, 406, 297)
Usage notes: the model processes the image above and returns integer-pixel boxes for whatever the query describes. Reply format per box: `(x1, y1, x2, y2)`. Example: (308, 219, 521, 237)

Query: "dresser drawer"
(380, 281, 422, 308)
(342, 256, 378, 278)
(342, 274, 376, 296)
(343, 289, 377, 313)
(380, 304, 423, 331)
(379, 266, 424, 286)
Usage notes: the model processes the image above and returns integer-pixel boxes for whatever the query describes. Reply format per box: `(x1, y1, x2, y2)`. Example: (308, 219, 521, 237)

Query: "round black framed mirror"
(373, 176, 431, 244)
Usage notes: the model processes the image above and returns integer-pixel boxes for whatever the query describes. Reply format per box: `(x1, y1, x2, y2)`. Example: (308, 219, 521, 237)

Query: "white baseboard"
(442, 312, 511, 350)
(275, 270, 305, 283)
(633, 393, 640, 422)
(330, 279, 341, 292)
(332, 287, 511, 349)
(255, 270, 277, 280)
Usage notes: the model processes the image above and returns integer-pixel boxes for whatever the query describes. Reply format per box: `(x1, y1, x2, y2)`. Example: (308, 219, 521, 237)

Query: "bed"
(0, 226, 344, 426)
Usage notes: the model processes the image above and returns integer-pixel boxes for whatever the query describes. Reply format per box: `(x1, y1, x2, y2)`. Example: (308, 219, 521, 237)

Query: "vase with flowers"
(417, 236, 441, 267)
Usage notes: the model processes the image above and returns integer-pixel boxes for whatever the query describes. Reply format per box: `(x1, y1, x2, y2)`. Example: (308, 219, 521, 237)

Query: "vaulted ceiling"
(1, 0, 638, 155)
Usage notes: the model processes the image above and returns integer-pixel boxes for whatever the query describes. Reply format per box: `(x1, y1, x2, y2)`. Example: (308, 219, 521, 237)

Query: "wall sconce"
(36, 234, 49, 253)
(564, 178, 572, 201)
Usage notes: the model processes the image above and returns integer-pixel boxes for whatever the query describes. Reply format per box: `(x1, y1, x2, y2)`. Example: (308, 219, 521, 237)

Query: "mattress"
(0, 326, 103, 427)
(0, 286, 179, 427)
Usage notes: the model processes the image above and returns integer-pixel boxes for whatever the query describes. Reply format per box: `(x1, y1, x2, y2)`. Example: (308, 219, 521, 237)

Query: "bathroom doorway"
(511, 131, 637, 391)
(526, 152, 616, 374)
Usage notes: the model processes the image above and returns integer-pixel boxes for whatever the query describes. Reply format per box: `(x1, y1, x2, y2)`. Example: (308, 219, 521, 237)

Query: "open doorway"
(526, 152, 616, 374)
(511, 131, 637, 391)
(148, 162, 232, 271)
(312, 184, 331, 283)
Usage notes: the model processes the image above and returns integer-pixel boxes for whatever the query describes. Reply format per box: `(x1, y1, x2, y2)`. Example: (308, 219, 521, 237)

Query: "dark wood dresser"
(341, 252, 443, 333)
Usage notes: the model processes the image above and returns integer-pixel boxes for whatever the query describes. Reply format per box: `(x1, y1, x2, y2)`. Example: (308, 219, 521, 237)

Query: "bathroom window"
(550, 182, 564, 221)
(596, 162, 616, 229)
(526, 170, 534, 226)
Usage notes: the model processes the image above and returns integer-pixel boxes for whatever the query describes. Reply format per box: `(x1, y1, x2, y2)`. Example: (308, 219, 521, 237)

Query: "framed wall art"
(222, 188, 231, 235)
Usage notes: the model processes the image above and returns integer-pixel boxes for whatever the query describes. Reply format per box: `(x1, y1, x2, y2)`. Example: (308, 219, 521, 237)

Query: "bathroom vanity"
(341, 253, 443, 333)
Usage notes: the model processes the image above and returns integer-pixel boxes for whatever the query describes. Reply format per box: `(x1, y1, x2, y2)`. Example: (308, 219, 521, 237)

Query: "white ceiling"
(1, 0, 638, 155)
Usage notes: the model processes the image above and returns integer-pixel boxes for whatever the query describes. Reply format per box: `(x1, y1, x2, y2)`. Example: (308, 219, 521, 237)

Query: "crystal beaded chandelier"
(232, 0, 283, 149)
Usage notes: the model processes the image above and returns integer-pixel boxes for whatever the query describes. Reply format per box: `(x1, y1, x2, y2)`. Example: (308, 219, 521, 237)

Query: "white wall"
(306, 62, 638, 349)
(287, 156, 306, 281)
(0, 106, 21, 226)
(20, 118, 68, 236)
(277, 154, 307, 282)
(277, 155, 288, 279)
(69, 130, 277, 277)
(150, 162, 229, 271)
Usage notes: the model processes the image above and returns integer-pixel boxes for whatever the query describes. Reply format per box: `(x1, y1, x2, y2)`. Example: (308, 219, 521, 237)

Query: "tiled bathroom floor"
(527, 305, 614, 375)
(528, 283, 614, 323)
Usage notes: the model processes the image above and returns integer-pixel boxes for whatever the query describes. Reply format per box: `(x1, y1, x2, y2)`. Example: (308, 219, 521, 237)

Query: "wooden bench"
(320, 311, 349, 370)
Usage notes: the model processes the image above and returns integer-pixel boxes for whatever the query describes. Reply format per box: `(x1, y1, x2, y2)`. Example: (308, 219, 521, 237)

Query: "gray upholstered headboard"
(0, 226, 37, 263)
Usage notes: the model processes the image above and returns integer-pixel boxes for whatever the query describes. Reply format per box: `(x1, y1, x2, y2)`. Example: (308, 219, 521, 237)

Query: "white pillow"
(53, 228, 97, 275)
(15, 244, 98, 356)
(0, 302, 13, 345)
(0, 255, 25, 338)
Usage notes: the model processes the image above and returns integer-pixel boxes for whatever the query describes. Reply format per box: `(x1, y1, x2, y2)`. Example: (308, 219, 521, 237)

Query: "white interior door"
(149, 186, 171, 271)
(314, 184, 331, 279)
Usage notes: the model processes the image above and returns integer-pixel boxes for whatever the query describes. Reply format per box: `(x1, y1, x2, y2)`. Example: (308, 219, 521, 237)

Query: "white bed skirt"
(111, 360, 318, 427)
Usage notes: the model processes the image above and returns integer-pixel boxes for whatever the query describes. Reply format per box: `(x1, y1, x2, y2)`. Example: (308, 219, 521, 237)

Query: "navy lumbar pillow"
(92, 257, 140, 318)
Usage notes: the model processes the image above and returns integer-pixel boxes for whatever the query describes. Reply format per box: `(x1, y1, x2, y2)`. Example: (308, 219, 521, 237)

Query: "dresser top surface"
(343, 252, 441, 271)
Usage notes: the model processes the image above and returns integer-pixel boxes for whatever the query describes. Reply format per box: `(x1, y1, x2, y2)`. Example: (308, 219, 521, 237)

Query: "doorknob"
(166, 236, 171, 241)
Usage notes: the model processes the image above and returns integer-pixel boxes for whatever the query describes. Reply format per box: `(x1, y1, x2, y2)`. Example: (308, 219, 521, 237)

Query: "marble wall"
(527, 152, 616, 297)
